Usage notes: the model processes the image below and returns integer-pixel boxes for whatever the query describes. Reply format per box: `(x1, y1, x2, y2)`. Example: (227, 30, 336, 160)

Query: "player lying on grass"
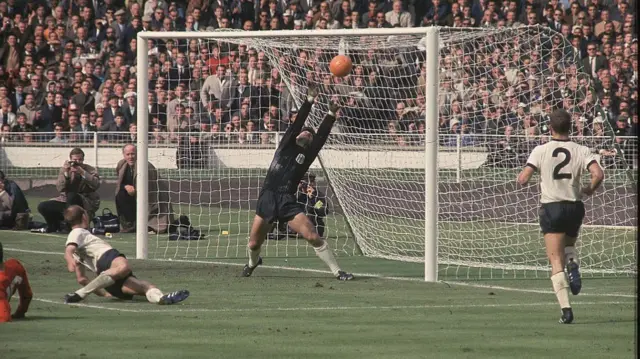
(517, 109, 604, 324)
(0, 242, 33, 322)
(62, 205, 190, 305)
(243, 87, 354, 281)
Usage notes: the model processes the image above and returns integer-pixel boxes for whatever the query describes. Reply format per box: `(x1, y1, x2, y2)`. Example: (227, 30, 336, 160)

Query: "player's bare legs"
(564, 236, 581, 295)
(121, 277, 156, 296)
(288, 213, 354, 281)
(121, 277, 189, 305)
(248, 214, 271, 249)
(544, 233, 573, 324)
(67, 256, 133, 303)
(242, 214, 272, 277)
(100, 257, 132, 279)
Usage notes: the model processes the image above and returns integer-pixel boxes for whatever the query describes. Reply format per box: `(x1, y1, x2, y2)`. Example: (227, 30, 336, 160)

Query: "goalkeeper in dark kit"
(242, 87, 353, 281)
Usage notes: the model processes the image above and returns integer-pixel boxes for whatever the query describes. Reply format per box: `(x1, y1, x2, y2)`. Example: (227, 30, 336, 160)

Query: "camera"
(68, 161, 78, 167)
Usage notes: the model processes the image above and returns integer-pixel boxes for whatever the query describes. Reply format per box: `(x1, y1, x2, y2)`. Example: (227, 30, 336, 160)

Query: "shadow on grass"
(15, 315, 88, 321)
(572, 319, 637, 325)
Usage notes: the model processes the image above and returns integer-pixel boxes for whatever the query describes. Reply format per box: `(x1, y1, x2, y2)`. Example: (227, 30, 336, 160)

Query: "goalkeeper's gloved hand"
(314, 200, 324, 209)
(328, 102, 341, 116)
(307, 86, 319, 102)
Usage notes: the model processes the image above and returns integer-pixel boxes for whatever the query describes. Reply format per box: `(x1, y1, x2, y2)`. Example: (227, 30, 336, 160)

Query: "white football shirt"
(65, 228, 114, 273)
(526, 139, 599, 204)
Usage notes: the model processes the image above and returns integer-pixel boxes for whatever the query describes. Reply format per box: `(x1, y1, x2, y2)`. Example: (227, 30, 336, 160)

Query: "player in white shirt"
(63, 205, 190, 305)
(517, 109, 604, 324)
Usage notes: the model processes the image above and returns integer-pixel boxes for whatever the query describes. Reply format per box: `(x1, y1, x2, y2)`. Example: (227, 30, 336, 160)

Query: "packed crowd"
(0, 0, 636, 163)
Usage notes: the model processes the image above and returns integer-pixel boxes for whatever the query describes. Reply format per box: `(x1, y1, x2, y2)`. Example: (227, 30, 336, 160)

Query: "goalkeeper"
(242, 88, 354, 281)
(62, 205, 190, 305)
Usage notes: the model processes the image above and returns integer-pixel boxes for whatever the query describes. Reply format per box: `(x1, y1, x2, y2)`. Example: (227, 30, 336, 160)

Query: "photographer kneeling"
(37, 148, 100, 232)
(268, 172, 329, 240)
(0, 171, 30, 229)
(297, 173, 329, 237)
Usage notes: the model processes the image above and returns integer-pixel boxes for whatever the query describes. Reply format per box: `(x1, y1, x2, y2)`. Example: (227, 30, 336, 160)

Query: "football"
(329, 55, 353, 77)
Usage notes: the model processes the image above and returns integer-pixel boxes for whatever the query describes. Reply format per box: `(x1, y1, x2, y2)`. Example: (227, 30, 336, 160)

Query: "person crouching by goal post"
(297, 172, 329, 237)
(517, 109, 604, 324)
(267, 172, 329, 240)
(242, 87, 354, 281)
(37, 148, 100, 233)
(115, 144, 173, 233)
(62, 205, 189, 305)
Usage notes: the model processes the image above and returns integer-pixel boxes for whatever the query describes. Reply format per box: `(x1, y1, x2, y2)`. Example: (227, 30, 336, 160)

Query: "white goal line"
(33, 297, 634, 314)
(5, 246, 636, 299)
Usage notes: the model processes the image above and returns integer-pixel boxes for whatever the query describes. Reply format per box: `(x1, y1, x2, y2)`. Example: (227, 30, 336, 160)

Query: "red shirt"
(0, 259, 33, 322)
(207, 55, 230, 73)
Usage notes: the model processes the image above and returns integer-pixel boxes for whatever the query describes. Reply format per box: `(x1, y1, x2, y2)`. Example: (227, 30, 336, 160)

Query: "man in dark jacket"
(0, 170, 30, 229)
(71, 80, 96, 113)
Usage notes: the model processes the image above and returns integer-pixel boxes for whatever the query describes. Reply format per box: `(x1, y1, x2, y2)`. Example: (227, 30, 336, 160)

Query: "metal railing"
(1, 132, 636, 155)
(0, 133, 637, 179)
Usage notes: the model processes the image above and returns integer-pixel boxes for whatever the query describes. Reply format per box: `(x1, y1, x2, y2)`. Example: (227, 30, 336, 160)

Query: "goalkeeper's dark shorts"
(539, 201, 585, 238)
(97, 249, 135, 300)
(256, 189, 303, 224)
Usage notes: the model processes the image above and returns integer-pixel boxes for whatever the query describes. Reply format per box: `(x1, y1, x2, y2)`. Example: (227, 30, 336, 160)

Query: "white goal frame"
(135, 27, 440, 282)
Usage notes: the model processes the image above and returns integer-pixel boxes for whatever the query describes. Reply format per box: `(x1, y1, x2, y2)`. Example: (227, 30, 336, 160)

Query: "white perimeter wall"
(1, 146, 489, 170)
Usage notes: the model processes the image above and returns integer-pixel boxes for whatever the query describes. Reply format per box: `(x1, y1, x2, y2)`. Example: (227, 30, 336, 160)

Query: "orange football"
(329, 55, 353, 78)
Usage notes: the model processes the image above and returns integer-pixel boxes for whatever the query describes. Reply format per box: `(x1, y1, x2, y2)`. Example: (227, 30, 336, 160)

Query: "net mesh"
(141, 26, 636, 279)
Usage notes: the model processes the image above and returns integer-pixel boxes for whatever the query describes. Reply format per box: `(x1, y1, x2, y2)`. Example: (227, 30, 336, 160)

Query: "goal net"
(137, 26, 637, 279)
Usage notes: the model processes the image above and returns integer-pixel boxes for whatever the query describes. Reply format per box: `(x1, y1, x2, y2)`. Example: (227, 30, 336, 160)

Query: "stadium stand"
(0, 0, 636, 165)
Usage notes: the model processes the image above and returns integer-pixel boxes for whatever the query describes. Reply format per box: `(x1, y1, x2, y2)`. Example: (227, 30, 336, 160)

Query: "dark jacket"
(71, 92, 96, 113)
(3, 179, 29, 214)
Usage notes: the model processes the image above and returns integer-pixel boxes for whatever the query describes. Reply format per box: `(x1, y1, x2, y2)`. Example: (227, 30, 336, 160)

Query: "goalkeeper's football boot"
(336, 271, 354, 281)
(64, 293, 83, 304)
(566, 259, 582, 295)
(559, 307, 574, 324)
(159, 290, 190, 305)
(242, 257, 263, 277)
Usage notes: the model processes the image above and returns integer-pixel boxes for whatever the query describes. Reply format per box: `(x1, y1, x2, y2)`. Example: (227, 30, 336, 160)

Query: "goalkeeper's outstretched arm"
(280, 88, 319, 145)
(308, 102, 340, 158)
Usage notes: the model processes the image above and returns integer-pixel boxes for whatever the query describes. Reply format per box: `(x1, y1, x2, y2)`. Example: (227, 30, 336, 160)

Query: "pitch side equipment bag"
(169, 215, 204, 241)
(92, 208, 120, 233)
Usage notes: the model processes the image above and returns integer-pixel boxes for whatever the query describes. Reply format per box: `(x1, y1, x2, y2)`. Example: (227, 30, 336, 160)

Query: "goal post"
(424, 27, 439, 282)
(136, 35, 150, 260)
(133, 26, 637, 280)
(135, 26, 440, 275)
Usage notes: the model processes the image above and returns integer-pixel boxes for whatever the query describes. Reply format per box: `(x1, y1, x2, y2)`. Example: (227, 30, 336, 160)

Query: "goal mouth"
(129, 26, 637, 280)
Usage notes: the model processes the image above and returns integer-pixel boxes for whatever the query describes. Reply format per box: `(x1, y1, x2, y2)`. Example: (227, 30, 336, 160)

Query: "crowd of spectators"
(0, 0, 636, 167)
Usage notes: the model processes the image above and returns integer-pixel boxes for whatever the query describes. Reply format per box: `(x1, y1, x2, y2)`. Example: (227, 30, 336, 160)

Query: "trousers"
(115, 188, 136, 223)
(38, 192, 84, 231)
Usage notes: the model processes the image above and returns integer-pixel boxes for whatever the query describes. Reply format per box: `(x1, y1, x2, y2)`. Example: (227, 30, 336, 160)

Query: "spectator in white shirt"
(385, 0, 412, 27)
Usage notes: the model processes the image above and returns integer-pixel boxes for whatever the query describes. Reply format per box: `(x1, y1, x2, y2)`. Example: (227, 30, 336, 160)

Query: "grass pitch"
(0, 214, 636, 358)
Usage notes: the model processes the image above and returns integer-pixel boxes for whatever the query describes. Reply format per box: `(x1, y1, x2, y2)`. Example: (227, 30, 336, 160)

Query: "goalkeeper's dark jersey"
(262, 101, 336, 194)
